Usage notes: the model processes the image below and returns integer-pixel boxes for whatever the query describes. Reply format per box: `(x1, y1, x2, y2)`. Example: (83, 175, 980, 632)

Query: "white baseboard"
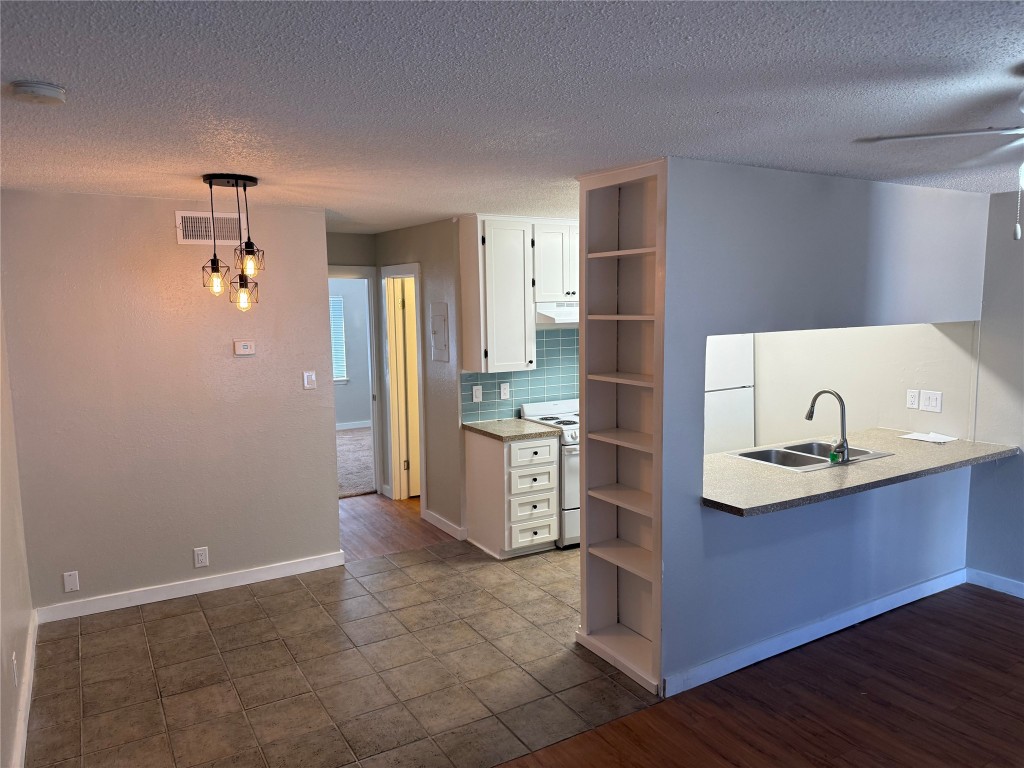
(336, 420, 371, 430)
(422, 507, 467, 541)
(11, 609, 37, 768)
(663, 569, 967, 697)
(36, 550, 346, 623)
(966, 568, 1024, 599)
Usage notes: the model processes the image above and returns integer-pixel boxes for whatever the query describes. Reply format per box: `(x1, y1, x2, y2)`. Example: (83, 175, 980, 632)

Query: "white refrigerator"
(704, 334, 755, 453)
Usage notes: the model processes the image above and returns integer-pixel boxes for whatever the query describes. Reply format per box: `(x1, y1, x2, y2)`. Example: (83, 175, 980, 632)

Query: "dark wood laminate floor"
(339, 493, 455, 561)
(502, 584, 1024, 768)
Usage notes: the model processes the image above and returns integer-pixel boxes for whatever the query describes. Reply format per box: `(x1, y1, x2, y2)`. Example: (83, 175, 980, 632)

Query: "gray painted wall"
(327, 233, 376, 267)
(329, 278, 373, 427)
(2, 190, 340, 607)
(658, 158, 991, 687)
(375, 219, 463, 528)
(967, 191, 1024, 583)
(1, 312, 33, 768)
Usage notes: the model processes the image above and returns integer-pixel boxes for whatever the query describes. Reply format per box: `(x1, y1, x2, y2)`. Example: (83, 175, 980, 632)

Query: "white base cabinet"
(465, 431, 560, 559)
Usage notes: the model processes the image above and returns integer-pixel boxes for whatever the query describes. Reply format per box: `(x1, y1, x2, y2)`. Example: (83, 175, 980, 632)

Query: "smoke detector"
(10, 81, 66, 105)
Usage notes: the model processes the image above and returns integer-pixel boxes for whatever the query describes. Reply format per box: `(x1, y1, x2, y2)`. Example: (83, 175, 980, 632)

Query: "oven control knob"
(568, 430, 578, 441)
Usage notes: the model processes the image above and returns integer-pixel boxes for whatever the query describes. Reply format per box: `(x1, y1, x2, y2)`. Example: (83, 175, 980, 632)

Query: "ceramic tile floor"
(26, 541, 658, 768)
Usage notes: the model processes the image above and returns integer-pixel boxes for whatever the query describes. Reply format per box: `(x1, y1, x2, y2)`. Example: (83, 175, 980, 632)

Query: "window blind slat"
(329, 296, 348, 380)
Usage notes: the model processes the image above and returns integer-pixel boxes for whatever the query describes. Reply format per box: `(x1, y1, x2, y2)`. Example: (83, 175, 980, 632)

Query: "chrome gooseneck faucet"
(805, 389, 849, 463)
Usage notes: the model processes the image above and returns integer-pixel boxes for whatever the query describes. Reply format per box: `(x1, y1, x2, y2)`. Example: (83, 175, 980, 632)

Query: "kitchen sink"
(784, 442, 872, 460)
(733, 443, 894, 472)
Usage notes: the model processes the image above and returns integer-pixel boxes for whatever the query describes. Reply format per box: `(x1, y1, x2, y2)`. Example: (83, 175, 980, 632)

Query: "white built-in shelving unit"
(576, 160, 665, 694)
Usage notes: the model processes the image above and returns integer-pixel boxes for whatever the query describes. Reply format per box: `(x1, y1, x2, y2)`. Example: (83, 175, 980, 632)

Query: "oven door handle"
(562, 445, 580, 456)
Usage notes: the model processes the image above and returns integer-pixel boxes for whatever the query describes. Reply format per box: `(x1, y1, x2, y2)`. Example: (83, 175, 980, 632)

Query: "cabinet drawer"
(508, 491, 558, 524)
(509, 465, 557, 495)
(509, 438, 558, 467)
(509, 516, 559, 550)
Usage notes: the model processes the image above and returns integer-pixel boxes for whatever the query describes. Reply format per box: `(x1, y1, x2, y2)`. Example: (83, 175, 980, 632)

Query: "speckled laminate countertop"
(702, 427, 1020, 517)
(462, 418, 562, 443)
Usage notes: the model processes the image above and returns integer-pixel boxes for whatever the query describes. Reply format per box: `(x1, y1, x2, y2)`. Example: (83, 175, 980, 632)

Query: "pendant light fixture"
(200, 174, 262, 311)
(201, 179, 230, 296)
(235, 182, 265, 278)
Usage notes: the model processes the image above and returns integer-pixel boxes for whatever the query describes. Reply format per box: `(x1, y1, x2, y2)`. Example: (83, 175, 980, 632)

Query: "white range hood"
(536, 301, 579, 328)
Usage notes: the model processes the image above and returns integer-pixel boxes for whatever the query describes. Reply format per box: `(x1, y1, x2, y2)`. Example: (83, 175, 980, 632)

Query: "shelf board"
(586, 247, 656, 260)
(587, 314, 655, 322)
(576, 624, 656, 691)
(589, 539, 654, 581)
(588, 484, 654, 518)
(587, 371, 654, 388)
(587, 429, 654, 453)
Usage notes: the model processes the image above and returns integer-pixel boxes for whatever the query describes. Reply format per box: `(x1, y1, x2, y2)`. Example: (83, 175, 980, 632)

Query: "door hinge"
(481, 235, 486, 246)
(398, 298, 406, 310)
(484, 348, 488, 359)
(403, 459, 410, 471)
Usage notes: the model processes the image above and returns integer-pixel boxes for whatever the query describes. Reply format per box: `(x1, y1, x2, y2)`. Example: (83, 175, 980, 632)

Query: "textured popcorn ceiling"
(1, 1, 1022, 233)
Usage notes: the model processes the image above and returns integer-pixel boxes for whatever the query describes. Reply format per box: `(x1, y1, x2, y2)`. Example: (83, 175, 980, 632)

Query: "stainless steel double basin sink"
(732, 441, 893, 472)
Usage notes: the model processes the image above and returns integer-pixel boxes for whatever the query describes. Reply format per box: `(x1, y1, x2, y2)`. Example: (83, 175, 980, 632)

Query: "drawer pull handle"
(533, 450, 538, 455)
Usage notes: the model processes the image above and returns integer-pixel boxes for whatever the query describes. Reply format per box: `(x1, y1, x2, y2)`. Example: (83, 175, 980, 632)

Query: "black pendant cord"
(208, 180, 218, 264)
(243, 183, 253, 241)
(235, 183, 244, 250)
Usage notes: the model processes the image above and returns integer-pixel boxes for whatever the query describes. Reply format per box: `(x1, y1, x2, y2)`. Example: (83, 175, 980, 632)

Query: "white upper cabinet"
(459, 216, 536, 373)
(533, 222, 580, 301)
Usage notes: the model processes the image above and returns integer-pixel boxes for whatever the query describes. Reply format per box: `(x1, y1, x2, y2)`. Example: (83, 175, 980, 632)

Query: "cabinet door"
(534, 223, 571, 301)
(565, 225, 579, 298)
(483, 219, 536, 372)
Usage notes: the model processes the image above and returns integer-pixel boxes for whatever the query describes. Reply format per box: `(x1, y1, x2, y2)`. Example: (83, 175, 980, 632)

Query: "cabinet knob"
(532, 477, 538, 482)
(528, 360, 533, 365)
(532, 504, 538, 509)
(572, 291, 577, 295)
(532, 531, 538, 536)
(532, 450, 538, 455)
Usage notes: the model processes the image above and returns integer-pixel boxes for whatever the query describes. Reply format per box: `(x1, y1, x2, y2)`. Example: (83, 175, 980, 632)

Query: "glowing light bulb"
(209, 271, 225, 296)
(236, 288, 252, 312)
(243, 255, 258, 277)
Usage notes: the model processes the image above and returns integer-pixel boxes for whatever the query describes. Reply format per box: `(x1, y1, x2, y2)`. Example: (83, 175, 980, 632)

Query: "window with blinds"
(329, 296, 348, 380)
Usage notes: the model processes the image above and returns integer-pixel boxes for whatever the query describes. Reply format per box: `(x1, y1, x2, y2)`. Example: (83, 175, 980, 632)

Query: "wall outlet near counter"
(500, 383, 510, 400)
(472, 385, 483, 403)
(920, 390, 943, 413)
(906, 389, 920, 409)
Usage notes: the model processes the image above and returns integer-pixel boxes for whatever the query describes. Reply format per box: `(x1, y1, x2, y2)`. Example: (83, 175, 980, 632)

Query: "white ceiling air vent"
(175, 211, 242, 245)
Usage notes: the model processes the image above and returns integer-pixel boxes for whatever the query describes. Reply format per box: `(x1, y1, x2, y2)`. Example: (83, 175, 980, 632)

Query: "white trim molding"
(421, 507, 467, 540)
(336, 420, 372, 431)
(663, 569, 967, 697)
(36, 550, 345, 623)
(966, 568, 1024, 598)
(11, 610, 37, 768)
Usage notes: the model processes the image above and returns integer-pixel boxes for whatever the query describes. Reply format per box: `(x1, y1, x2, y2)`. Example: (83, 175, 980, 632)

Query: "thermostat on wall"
(233, 339, 256, 357)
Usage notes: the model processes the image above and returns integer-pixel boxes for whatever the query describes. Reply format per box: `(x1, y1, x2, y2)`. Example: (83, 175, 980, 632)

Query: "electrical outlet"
(194, 547, 209, 568)
(302, 371, 317, 390)
(472, 385, 483, 403)
(906, 389, 920, 409)
(920, 390, 943, 413)
(500, 382, 510, 400)
(12, 652, 18, 688)
(63, 571, 79, 593)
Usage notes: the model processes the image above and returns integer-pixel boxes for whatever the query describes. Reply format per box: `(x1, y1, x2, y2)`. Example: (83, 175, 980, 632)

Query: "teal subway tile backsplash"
(460, 329, 578, 423)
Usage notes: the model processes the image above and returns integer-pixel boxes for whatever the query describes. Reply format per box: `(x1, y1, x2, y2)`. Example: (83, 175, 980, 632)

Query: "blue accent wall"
(461, 329, 578, 422)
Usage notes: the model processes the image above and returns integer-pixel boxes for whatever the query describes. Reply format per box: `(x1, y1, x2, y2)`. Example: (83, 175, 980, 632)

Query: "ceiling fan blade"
(955, 136, 1024, 169)
(860, 125, 1024, 143)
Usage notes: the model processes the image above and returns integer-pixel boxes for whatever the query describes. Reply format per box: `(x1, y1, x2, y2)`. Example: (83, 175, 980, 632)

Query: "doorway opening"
(328, 269, 379, 499)
(381, 266, 424, 504)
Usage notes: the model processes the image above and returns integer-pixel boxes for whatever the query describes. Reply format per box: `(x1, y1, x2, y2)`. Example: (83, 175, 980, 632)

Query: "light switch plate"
(303, 371, 317, 390)
(233, 339, 255, 357)
(920, 390, 943, 413)
(63, 571, 79, 593)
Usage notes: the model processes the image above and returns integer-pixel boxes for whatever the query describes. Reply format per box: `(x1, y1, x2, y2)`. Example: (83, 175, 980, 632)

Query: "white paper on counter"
(898, 432, 958, 443)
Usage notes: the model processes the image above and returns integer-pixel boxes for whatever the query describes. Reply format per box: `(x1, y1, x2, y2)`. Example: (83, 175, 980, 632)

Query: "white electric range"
(520, 399, 580, 548)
